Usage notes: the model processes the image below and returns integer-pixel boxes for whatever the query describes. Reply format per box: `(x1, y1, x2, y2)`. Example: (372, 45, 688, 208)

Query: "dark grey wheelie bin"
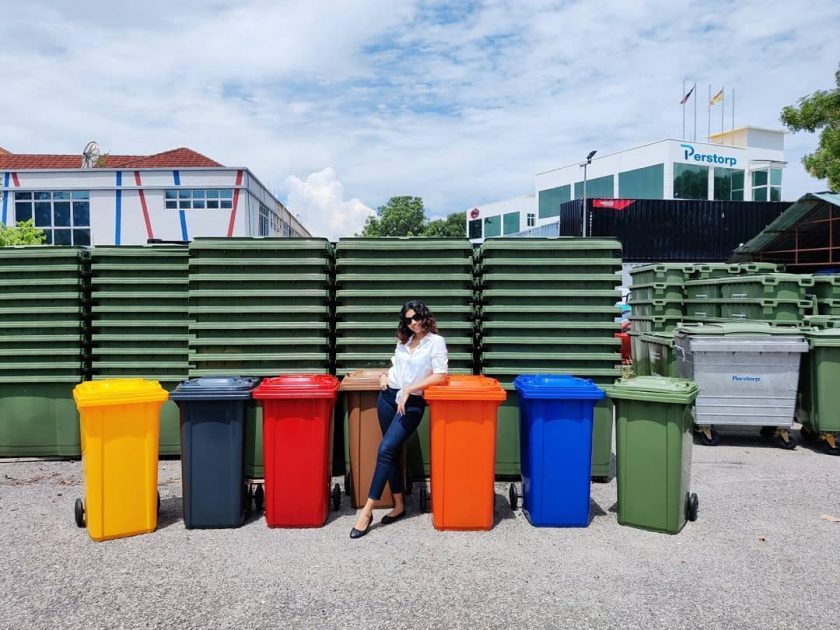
(170, 377, 259, 528)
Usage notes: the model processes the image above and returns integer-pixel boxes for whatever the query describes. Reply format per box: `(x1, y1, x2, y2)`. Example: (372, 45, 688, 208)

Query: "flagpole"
(707, 84, 711, 141)
(731, 88, 735, 132)
(720, 84, 725, 135)
(682, 79, 686, 139)
(693, 85, 697, 140)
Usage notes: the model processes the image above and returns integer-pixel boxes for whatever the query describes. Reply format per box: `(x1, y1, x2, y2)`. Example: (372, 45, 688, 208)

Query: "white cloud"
(283, 168, 374, 240)
(0, 0, 837, 224)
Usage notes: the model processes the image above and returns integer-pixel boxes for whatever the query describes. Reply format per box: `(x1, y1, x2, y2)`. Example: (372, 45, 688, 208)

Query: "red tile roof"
(0, 147, 223, 169)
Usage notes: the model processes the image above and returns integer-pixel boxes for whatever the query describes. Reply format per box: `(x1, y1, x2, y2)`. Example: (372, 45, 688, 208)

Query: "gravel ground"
(1, 426, 838, 629)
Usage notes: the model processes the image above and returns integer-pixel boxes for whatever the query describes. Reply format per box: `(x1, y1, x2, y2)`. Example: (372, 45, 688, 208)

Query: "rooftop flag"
(710, 87, 724, 106)
(680, 83, 696, 105)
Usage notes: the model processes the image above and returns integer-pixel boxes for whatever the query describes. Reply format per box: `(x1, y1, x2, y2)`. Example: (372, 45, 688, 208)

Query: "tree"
(358, 196, 426, 237)
(0, 219, 46, 246)
(780, 64, 840, 192)
(422, 211, 466, 237)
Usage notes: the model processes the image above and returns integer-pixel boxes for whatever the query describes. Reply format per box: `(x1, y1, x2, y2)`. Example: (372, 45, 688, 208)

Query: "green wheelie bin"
(607, 376, 700, 534)
(799, 328, 840, 455)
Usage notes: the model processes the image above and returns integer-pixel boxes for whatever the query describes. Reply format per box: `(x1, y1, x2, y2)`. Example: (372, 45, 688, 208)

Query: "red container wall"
(262, 397, 336, 528)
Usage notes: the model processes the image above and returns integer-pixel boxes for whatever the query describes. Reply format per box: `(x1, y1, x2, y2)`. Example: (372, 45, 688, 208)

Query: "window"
(538, 185, 570, 219)
(574, 175, 614, 200)
(770, 168, 782, 201)
(164, 189, 234, 210)
(502, 212, 520, 235)
(484, 215, 501, 238)
(14, 191, 90, 245)
(258, 205, 270, 236)
(526, 213, 536, 228)
(714, 168, 744, 201)
(751, 169, 777, 202)
(673, 163, 708, 199)
(618, 164, 664, 199)
(468, 218, 482, 239)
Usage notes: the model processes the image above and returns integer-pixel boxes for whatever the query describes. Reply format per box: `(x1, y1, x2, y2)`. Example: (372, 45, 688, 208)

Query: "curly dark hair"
(396, 300, 438, 343)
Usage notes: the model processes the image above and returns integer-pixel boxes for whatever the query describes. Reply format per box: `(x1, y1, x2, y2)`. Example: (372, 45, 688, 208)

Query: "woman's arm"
(396, 372, 446, 414)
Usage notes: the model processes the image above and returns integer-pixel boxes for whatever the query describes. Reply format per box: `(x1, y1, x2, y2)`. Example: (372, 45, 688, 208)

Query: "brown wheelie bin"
(340, 369, 408, 509)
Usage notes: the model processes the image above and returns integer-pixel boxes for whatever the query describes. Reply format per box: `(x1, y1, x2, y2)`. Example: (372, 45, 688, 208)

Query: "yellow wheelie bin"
(72, 379, 168, 541)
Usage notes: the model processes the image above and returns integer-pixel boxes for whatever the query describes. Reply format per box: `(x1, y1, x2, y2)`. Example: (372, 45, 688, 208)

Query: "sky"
(0, 0, 838, 239)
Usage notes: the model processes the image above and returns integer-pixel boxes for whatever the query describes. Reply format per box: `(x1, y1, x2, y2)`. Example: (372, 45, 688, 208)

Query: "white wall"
(1, 167, 309, 244)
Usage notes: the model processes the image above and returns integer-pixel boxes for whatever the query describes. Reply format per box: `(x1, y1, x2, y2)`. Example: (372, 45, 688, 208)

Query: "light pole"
(580, 149, 597, 236)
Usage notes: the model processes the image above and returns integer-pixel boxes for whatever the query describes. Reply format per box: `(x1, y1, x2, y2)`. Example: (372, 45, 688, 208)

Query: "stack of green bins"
(812, 275, 840, 316)
(188, 237, 333, 481)
(334, 238, 476, 478)
(0, 246, 85, 457)
(88, 246, 189, 455)
(628, 264, 694, 377)
(478, 238, 623, 480)
(684, 273, 814, 323)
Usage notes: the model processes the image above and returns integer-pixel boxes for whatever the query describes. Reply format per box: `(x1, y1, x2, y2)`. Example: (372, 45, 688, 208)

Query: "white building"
(0, 146, 310, 245)
(467, 126, 787, 242)
(466, 195, 536, 242)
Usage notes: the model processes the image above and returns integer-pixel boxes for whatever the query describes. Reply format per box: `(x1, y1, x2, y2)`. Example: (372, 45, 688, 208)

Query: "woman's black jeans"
(368, 387, 426, 501)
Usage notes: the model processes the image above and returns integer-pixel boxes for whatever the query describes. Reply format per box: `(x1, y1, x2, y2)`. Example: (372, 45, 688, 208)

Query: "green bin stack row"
(477, 238, 623, 479)
(187, 237, 333, 478)
(0, 246, 85, 456)
(89, 246, 189, 455)
(334, 238, 477, 477)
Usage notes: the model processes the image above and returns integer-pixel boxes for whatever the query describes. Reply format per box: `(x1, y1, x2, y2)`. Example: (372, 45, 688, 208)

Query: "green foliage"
(0, 219, 46, 246)
(780, 64, 840, 192)
(422, 211, 467, 237)
(358, 196, 466, 238)
(93, 153, 111, 168)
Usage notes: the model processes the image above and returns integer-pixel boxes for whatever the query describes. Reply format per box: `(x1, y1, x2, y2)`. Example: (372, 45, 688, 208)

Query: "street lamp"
(579, 149, 597, 236)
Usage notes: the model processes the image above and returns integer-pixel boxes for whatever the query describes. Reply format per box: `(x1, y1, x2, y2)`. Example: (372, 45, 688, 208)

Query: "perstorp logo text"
(681, 144, 737, 167)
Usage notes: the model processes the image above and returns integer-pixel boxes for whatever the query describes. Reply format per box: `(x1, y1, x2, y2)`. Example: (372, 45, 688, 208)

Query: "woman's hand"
(396, 389, 409, 415)
(380, 374, 388, 390)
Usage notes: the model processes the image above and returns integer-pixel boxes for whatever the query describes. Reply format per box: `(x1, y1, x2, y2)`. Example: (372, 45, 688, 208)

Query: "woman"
(350, 300, 448, 538)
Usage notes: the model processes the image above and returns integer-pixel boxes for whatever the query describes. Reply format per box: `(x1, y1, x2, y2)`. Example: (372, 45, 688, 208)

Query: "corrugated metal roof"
(731, 192, 840, 260)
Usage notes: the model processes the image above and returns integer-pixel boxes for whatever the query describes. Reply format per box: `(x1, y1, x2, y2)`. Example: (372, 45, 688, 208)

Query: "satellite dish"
(82, 141, 101, 168)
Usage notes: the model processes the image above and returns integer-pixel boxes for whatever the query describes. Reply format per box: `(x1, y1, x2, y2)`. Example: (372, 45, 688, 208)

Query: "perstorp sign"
(680, 144, 737, 167)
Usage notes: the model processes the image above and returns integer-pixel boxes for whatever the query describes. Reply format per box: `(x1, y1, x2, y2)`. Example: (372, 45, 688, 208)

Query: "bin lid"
(640, 332, 675, 347)
(806, 329, 840, 347)
(605, 376, 699, 404)
(513, 374, 605, 400)
(675, 322, 802, 336)
(339, 369, 389, 392)
(253, 374, 340, 399)
(169, 376, 260, 401)
(424, 375, 507, 401)
(73, 378, 168, 408)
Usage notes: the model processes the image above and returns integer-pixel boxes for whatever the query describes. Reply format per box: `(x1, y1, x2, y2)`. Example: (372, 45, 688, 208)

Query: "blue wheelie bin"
(512, 374, 605, 527)
(170, 377, 259, 529)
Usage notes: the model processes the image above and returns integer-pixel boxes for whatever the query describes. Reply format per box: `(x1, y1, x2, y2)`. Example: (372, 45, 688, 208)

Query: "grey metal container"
(674, 323, 807, 429)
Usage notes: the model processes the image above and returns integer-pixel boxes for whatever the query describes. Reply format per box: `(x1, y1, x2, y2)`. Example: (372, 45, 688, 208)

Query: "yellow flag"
(710, 87, 724, 106)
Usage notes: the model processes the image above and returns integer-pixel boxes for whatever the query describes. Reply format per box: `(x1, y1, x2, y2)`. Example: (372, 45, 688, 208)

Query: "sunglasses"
(401, 313, 424, 323)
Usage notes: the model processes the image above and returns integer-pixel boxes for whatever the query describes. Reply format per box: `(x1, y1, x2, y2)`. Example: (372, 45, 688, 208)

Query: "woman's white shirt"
(387, 332, 448, 395)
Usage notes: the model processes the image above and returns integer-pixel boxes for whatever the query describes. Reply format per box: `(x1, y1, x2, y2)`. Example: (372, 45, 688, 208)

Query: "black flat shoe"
(350, 514, 373, 539)
(380, 510, 406, 525)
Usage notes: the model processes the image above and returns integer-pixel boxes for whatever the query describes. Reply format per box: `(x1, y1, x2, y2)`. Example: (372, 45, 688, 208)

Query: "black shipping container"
(557, 198, 788, 261)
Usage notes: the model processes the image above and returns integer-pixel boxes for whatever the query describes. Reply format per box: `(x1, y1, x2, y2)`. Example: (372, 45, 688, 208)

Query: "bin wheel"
(332, 483, 341, 511)
(509, 483, 519, 511)
(344, 471, 352, 497)
(74, 498, 85, 528)
(418, 483, 429, 514)
(253, 484, 265, 512)
(157, 492, 161, 515)
(696, 426, 720, 446)
(774, 429, 797, 450)
(591, 475, 610, 484)
(800, 424, 819, 443)
(759, 425, 776, 438)
(686, 493, 699, 522)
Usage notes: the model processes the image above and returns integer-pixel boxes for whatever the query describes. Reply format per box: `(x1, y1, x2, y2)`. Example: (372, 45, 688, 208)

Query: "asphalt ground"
(1, 425, 838, 629)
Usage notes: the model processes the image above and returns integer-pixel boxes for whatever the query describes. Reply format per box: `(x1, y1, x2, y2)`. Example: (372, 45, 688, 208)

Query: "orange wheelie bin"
(424, 375, 507, 531)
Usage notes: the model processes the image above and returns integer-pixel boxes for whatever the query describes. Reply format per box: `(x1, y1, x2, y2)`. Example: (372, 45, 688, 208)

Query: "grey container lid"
(170, 376, 260, 401)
